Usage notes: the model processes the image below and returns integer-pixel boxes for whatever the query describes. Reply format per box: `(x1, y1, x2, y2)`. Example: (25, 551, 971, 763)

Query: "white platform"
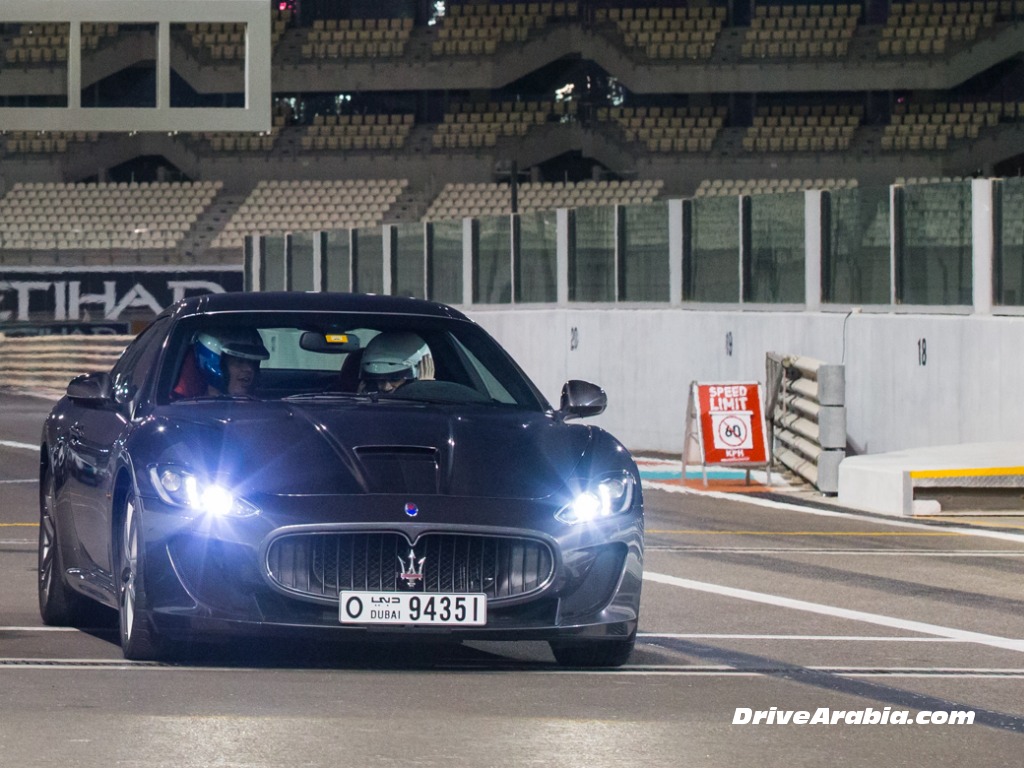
(837, 442, 1024, 517)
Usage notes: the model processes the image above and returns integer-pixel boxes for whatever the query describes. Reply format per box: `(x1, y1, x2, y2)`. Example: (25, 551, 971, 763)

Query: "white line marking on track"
(0, 629, 982, 644)
(649, 547, 1024, 557)
(642, 633, 964, 642)
(0, 440, 37, 451)
(0, 479, 35, 484)
(644, 571, 1024, 653)
(0, 659, 1022, 678)
(644, 481, 1024, 544)
(0, 627, 83, 632)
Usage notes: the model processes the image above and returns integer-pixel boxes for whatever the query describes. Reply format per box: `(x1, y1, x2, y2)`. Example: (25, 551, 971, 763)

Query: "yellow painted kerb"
(909, 466, 1024, 479)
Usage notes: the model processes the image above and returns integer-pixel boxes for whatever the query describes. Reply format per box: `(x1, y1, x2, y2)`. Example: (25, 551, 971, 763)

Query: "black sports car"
(38, 292, 643, 666)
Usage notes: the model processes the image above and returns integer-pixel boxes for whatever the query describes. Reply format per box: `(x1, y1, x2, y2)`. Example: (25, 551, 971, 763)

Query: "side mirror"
(66, 372, 113, 404)
(559, 379, 607, 420)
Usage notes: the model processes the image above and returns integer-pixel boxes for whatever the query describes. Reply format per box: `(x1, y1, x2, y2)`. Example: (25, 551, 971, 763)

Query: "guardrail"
(766, 353, 846, 494)
(0, 334, 131, 394)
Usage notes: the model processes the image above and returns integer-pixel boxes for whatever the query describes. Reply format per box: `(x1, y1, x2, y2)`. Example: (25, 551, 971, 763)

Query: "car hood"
(149, 400, 594, 500)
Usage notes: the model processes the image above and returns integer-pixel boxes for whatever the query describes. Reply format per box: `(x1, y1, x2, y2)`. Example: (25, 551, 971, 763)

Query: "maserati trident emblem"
(397, 549, 426, 591)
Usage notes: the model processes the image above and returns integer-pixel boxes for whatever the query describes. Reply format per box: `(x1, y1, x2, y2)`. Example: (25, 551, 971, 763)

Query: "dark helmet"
(194, 329, 270, 391)
(360, 331, 429, 383)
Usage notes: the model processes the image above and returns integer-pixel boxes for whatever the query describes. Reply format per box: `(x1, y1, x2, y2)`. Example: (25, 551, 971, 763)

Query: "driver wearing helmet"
(193, 328, 270, 397)
(359, 331, 434, 393)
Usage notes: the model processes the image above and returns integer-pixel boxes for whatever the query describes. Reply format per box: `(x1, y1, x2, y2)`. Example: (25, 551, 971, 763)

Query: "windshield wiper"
(186, 394, 260, 402)
(282, 392, 367, 402)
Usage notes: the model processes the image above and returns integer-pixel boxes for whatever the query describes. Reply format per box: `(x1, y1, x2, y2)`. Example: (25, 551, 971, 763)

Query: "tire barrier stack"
(766, 353, 846, 495)
(0, 333, 131, 396)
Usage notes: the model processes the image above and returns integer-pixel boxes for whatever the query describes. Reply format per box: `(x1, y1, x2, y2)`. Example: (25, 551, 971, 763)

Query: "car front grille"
(265, 532, 555, 603)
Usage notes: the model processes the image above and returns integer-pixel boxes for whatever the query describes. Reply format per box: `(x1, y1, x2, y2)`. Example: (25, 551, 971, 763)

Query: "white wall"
(470, 307, 1024, 457)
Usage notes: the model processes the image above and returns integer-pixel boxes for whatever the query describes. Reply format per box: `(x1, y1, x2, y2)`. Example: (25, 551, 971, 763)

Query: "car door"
(67, 319, 170, 575)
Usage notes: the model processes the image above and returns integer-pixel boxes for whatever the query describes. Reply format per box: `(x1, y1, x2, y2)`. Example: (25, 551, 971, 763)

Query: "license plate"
(339, 591, 487, 626)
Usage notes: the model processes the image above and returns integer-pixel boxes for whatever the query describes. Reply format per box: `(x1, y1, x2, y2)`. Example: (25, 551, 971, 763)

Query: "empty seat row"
(302, 15, 412, 59)
(211, 179, 408, 247)
(695, 178, 858, 197)
(0, 181, 220, 251)
(447, 2, 579, 18)
(754, 4, 861, 18)
(598, 6, 726, 22)
(423, 180, 663, 220)
(309, 17, 413, 31)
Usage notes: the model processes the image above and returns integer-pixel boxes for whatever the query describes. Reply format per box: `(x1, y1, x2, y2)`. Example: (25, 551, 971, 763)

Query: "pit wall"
(470, 307, 1024, 457)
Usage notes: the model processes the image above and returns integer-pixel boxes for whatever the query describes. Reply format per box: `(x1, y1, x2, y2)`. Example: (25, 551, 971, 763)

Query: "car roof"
(165, 292, 472, 322)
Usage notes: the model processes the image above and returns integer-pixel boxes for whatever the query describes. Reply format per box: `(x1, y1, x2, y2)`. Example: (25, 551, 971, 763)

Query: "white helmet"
(361, 331, 429, 382)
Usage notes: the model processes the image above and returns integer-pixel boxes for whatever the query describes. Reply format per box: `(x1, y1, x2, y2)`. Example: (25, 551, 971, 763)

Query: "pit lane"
(3, 391, 1024, 767)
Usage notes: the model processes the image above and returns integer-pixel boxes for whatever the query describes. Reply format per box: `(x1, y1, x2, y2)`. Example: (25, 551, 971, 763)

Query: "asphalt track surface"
(2, 391, 1024, 767)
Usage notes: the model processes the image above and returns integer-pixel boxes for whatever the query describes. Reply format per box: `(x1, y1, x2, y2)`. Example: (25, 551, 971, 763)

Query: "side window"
(450, 337, 515, 404)
(110, 318, 170, 406)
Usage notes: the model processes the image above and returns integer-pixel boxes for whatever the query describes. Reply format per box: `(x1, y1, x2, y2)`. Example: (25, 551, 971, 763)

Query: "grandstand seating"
(212, 179, 409, 248)
(189, 104, 292, 154)
(695, 178, 858, 196)
(431, 100, 570, 150)
(881, 101, 1021, 151)
(3, 22, 113, 65)
(2, 130, 99, 155)
(877, 0, 1004, 56)
(430, 2, 578, 56)
(423, 179, 664, 220)
(182, 8, 292, 62)
(301, 17, 413, 60)
(197, 128, 282, 153)
(0, 181, 221, 251)
(742, 3, 860, 59)
(596, 5, 726, 61)
(301, 113, 414, 152)
(743, 104, 863, 152)
(3, 13, 294, 66)
(597, 105, 726, 152)
(895, 176, 968, 184)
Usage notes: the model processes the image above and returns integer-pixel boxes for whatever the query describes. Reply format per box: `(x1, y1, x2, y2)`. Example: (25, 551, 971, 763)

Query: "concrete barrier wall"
(471, 307, 1024, 456)
(3, 308, 1020, 458)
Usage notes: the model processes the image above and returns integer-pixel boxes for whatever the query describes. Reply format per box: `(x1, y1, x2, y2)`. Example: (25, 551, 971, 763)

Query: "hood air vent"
(354, 446, 439, 494)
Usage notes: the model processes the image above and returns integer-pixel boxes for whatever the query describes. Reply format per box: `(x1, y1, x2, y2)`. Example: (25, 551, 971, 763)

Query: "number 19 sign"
(684, 382, 769, 482)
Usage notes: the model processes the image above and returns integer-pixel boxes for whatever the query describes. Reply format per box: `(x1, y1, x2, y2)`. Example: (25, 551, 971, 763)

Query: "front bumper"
(139, 492, 643, 643)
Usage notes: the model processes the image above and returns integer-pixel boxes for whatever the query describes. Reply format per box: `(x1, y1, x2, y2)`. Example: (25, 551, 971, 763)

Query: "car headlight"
(149, 466, 260, 518)
(556, 472, 636, 525)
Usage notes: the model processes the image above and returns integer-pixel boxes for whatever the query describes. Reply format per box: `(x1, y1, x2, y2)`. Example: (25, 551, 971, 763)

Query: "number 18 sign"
(685, 382, 769, 470)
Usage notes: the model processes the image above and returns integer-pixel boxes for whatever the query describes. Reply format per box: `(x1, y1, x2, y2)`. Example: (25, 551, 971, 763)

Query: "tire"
(117, 491, 167, 661)
(38, 467, 92, 626)
(549, 632, 636, 668)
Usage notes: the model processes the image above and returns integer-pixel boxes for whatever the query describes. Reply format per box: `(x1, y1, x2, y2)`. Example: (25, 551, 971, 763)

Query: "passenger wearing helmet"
(359, 331, 434, 393)
(194, 329, 270, 397)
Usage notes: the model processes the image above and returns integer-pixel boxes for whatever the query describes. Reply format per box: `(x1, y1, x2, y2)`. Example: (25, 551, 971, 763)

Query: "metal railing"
(766, 352, 846, 494)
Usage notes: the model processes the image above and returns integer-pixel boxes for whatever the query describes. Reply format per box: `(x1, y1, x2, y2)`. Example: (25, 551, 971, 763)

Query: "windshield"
(158, 310, 547, 411)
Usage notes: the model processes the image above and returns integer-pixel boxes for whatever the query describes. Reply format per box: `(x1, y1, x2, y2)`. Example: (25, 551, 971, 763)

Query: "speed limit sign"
(689, 382, 768, 465)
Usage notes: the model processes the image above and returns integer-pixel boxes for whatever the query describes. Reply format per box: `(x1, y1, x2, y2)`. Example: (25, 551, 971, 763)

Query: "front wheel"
(117, 492, 167, 661)
(549, 632, 636, 668)
(38, 467, 92, 625)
